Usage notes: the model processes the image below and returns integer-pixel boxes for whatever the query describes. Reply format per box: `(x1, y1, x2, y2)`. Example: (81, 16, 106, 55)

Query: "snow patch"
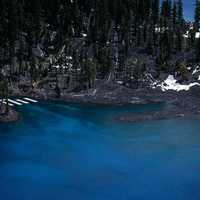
(81, 33, 87, 37)
(92, 89, 97, 96)
(192, 66, 200, 75)
(196, 32, 200, 39)
(52, 65, 60, 69)
(183, 30, 200, 39)
(66, 56, 73, 60)
(117, 81, 123, 85)
(159, 75, 200, 91)
(52, 63, 73, 70)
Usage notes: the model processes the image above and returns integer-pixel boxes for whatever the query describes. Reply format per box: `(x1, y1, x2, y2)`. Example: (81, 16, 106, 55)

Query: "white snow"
(151, 81, 159, 89)
(196, 32, 200, 39)
(159, 75, 200, 92)
(182, 29, 200, 39)
(192, 66, 200, 75)
(92, 89, 97, 96)
(66, 56, 73, 60)
(81, 33, 87, 37)
(189, 25, 194, 30)
(53, 63, 73, 69)
(155, 27, 160, 33)
(53, 65, 60, 69)
(117, 81, 123, 85)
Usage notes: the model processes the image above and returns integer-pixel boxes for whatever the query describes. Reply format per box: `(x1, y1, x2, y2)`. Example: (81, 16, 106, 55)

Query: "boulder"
(190, 85, 200, 97)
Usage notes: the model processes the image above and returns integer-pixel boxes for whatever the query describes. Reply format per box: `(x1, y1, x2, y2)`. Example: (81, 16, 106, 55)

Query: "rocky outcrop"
(0, 109, 20, 123)
(6, 80, 200, 123)
(190, 85, 200, 97)
(58, 84, 200, 122)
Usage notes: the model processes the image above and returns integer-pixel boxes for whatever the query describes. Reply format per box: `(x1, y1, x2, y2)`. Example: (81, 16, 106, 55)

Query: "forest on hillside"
(1, 0, 200, 113)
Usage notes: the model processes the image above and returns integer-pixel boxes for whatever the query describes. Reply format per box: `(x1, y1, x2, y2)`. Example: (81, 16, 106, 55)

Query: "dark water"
(0, 101, 200, 200)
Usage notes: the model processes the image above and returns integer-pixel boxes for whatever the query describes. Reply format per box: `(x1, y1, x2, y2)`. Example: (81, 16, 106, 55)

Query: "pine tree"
(161, 0, 172, 25)
(7, 0, 18, 76)
(195, 0, 200, 30)
(160, 0, 173, 60)
(195, 1, 200, 59)
(177, 0, 183, 26)
(176, 0, 184, 51)
(172, 1, 177, 27)
(30, 0, 42, 45)
(152, 0, 160, 24)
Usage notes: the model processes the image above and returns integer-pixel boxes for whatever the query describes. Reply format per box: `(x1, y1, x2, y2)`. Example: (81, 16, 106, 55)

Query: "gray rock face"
(190, 85, 200, 97)
(32, 45, 44, 58)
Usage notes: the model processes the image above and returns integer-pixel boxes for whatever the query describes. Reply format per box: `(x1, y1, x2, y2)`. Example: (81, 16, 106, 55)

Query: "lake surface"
(0, 101, 200, 200)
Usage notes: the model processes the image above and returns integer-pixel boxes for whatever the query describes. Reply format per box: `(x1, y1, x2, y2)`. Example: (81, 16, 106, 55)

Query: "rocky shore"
(5, 81, 200, 123)
(26, 82, 200, 122)
(0, 109, 20, 123)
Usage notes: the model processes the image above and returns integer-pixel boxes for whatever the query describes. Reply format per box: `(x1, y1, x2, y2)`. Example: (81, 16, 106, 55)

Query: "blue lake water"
(0, 101, 200, 200)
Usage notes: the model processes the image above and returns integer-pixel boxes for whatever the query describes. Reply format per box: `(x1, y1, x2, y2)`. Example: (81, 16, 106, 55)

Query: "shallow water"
(0, 101, 200, 200)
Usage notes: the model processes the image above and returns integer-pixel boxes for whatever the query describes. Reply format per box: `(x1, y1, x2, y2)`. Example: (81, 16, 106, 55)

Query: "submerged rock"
(118, 109, 193, 123)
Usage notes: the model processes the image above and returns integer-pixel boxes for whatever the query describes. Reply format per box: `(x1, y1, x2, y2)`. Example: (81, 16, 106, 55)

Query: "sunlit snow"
(159, 75, 200, 91)
(192, 66, 200, 75)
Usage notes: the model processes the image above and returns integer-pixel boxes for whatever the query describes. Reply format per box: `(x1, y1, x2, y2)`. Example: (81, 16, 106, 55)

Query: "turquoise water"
(0, 101, 200, 200)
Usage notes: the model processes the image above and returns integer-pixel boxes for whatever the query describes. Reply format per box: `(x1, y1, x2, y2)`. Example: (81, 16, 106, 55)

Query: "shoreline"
(3, 85, 200, 123)
(29, 85, 200, 122)
(61, 90, 200, 122)
(0, 109, 20, 123)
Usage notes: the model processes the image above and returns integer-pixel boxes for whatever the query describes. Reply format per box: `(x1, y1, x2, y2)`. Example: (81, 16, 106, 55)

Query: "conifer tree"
(177, 0, 183, 26)
(195, 1, 200, 59)
(7, 0, 18, 76)
(172, 1, 177, 27)
(151, 0, 160, 47)
(176, 0, 184, 51)
(195, 0, 200, 30)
